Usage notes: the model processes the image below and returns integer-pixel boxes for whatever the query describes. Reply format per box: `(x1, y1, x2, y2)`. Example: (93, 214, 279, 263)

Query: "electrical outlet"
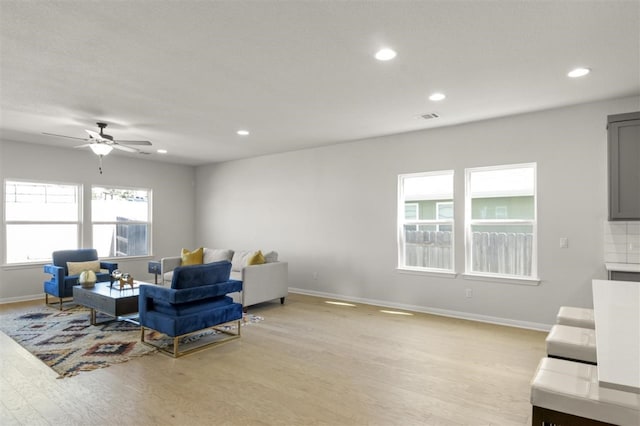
(560, 237, 569, 248)
(465, 288, 473, 298)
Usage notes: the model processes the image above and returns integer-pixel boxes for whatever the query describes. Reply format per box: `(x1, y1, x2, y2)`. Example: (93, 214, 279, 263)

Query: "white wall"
(2, 96, 638, 323)
(0, 140, 196, 302)
(196, 96, 640, 328)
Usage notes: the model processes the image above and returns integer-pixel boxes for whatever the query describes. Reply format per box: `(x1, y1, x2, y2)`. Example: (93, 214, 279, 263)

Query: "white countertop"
(592, 279, 640, 394)
(605, 262, 640, 273)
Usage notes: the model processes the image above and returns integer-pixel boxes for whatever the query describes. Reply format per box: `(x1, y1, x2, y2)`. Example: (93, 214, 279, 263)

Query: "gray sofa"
(160, 249, 288, 308)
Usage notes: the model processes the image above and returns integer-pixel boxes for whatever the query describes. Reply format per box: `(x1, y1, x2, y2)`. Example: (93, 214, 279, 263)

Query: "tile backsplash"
(605, 221, 640, 264)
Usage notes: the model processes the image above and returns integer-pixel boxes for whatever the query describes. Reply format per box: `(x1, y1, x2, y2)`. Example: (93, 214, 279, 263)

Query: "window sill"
(462, 273, 540, 286)
(1, 261, 48, 270)
(396, 267, 458, 279)
(101, 255, 154, 262)
(2, 255, 155, 269)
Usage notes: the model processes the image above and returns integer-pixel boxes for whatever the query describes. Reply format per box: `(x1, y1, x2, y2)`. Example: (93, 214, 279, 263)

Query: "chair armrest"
(43, 264, 64, 284)
(161, 256, 181, 277)
(140, 283, 173, 303)
(241, 261, 288, 306)
(242, 261, 288, 282)
(139, 283, 158, 318)
(100, 261, 118, 274)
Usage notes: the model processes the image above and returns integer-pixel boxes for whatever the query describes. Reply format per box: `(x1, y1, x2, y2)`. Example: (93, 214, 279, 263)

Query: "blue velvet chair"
(43, 248, 118, 309)
(139, 261, 243, 357)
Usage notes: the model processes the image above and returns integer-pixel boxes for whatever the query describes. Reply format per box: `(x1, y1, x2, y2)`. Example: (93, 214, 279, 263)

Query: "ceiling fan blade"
(112, 144, 139, 153)
(85, 129, 104, 140)
(42, 132, 88, 141)
(116, 140, 152, 145)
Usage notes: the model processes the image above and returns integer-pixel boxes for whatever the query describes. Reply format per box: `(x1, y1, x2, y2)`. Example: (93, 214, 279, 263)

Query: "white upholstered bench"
(546, 324, 597, 364)
(530, 357, 640, 426)
(557, 306, 595, 329)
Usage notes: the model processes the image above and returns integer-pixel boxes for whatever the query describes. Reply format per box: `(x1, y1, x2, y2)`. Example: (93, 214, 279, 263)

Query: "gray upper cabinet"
(608, 111, 640, 220)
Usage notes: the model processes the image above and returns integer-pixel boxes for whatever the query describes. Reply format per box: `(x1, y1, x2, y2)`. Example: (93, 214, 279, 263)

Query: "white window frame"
(4, 179, 82, 264)
(91, 186, 152, 258)
(398, 170, 455, 273)
(464, 163, 539, 283)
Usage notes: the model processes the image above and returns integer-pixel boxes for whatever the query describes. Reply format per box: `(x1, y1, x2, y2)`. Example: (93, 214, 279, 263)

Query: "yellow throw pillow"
(181, 247, 204, 266)
(247, 250, 265, 266)
(67, 260, 101, 276)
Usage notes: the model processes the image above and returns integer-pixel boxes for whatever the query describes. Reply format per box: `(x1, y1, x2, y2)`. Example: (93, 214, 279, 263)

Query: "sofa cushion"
(203, 248, 234, 264)
(263, 251, 278, 263)
(143, 300, 243, 338)
(231, 250, 253, 271)
(181, 247, 204, 266)
(247, 250, 265, 266)
(171, 261, 231, 290)
(67, 260, 101, 275)
(232, 250, 272, 271)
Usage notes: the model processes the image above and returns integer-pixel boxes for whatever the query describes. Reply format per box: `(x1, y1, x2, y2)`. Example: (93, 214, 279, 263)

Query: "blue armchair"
(43, 249, 118, 309)
(139, 261, 243, 357)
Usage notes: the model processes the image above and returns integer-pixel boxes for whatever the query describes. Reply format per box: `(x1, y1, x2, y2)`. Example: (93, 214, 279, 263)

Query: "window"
(91, 186, 151, 258)
(465, 163, 537, 279)
(4, 180, 81, 263)
(398, 171, 454, 271)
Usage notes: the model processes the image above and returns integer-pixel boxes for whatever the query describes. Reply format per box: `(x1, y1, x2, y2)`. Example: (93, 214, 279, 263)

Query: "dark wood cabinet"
(608, 111, 640, 220)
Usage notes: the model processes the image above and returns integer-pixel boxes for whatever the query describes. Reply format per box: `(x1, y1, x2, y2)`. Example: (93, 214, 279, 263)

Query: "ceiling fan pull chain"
(98, 154, 104, 174)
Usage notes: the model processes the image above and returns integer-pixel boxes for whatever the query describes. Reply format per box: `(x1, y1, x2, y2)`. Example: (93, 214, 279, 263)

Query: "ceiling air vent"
(421, 113, 440, 120)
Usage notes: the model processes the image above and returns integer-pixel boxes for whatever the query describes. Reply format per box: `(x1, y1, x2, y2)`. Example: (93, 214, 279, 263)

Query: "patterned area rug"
(0, 306, 263, 378)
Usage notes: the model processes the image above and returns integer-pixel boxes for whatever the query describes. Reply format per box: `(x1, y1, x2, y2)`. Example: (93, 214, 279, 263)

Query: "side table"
(148, 260, 161, 284)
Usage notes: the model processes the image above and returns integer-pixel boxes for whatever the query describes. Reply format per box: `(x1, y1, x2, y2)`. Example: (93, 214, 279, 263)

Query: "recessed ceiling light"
(568, 67, 591, 78)
(157, 149, 167, 154)
(237, 130, 250, 136)
(429, 93, 446, 101)
(375, 48, 397, 61)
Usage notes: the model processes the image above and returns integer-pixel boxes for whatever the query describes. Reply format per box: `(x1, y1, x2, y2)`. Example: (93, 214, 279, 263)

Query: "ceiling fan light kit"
(89, 143, 113, 156)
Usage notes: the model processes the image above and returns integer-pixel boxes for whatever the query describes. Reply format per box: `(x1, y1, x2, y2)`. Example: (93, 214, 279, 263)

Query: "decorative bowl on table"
(79, 270, 97, 288)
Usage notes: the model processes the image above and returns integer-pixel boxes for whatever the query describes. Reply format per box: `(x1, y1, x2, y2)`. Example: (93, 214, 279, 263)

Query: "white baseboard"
(289, 287, 552, 332)
(0, 294, 44, 305)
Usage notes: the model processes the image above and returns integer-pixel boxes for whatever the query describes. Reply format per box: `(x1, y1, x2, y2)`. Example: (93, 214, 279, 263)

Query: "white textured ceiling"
(1, 1, 639, 166)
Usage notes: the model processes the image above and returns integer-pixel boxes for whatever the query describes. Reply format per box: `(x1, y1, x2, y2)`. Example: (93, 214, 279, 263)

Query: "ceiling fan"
(43, 122, 152, 173)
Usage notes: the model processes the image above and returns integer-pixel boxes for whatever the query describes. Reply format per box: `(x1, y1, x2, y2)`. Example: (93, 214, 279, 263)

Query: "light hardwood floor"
(0, 293, 546, 426)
